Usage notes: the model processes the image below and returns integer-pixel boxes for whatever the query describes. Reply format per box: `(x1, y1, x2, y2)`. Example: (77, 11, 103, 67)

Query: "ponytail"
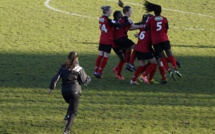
(144, 1, 162, 15)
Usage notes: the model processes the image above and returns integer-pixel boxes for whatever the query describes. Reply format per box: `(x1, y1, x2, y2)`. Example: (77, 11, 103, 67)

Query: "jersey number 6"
(139, 31, 146, 40)
(156, 22, 162, 31)
(100, 24, 108, 33)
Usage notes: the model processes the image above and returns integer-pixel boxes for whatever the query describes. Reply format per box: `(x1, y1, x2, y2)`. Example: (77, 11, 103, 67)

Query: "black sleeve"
(107, 18, 130, 28)
(49, 67, 62, 90)
(166, 22, 169, 29)
(134, 22, 143, 25)
(78, 69, 91, 86)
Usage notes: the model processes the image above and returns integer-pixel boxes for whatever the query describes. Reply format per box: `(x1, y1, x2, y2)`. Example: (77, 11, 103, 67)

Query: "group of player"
(93, 0, 182, 85)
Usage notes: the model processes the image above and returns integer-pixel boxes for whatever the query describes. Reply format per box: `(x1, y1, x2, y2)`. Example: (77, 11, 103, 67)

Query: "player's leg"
(97, 45, 112, 78)
(122, 38, 136, 72)
(63, 92, 80, 134)
(130, 51, 144, 85)
(140, 53, 157, 85)
(113, 47, 125, 80)
(61, 95, 71, 126)
(94, 44, 105, 77)
(129, 49, 137, 68)
(157, 59, 168, 84)
(163, 41, 182, 78)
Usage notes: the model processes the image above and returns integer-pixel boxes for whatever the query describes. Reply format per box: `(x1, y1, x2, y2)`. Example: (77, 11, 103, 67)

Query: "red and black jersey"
(115, 16, 133, 40)
(146, 15, 169, 45)
(99, 15, 115, 45)
(135, 26, 152, 53)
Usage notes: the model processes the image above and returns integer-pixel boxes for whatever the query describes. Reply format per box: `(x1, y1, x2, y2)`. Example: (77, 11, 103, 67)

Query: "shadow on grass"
(0, 52, 214, 95)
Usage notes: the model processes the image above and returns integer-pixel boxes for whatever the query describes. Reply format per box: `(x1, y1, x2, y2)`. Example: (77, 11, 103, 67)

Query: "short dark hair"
(101, 6, 111, 14)
(123, 6, 131, 14)
(113, 11, 123, 21)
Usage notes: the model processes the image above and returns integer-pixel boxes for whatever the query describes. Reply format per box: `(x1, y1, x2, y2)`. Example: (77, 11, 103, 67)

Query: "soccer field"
(0, 0, 215, 133)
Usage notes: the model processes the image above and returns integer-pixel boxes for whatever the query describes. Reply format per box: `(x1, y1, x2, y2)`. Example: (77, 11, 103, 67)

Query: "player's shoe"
(160, 79, 168, 85)
(113, 67, 118, 76)
(125, 63, 135, 72)
(97, 73, 103, 79)
(116, 74, 125, 80)
(93, 72, 99, 78)
(176, 60, 182, 68)
(175, 70, 182, 78)
(130, 80, 139, 85)
(140, 76, 150, 85)
(149, 79, 159, 84)
(169, 71, 176, 81)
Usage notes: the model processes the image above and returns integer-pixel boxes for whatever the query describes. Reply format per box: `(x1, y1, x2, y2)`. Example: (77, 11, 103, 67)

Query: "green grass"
(0, 0, 215, 133)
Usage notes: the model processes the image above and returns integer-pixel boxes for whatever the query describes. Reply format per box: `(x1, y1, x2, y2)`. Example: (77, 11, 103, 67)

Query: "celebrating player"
(112, 11, 126, 80)
(113, 1, 144, 79)
(144, 1, 182, 80)
(94, 6, 130, 79)
(49, 51, 91, 134)
(130, 14, 167, 85)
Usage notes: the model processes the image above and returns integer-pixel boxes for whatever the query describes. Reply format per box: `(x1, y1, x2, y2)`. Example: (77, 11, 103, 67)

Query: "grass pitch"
(0, 0, 215, 133)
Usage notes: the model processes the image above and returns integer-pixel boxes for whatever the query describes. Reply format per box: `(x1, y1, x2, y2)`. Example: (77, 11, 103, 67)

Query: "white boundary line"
(44, 0, 97, 19)
(44, 0, 215, 32)
(107, 0, 215, 19)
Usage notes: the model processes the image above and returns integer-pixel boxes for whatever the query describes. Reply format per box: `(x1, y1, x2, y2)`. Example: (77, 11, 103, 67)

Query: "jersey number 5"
(156, 22, 162, 31)
(139, 31, 145, 40)
(100, 24, 108, 33)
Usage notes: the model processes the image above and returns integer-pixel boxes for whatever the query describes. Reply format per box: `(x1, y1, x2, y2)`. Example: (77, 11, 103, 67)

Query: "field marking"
(107, 0, 215, 19)
(44, 0, 215, 32)
(44, 0, 98, 19)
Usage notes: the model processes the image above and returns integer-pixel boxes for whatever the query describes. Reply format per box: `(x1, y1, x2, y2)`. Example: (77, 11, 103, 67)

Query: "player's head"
(101, 6, 112, 16)
(64, 51, 79, 69)
(123, 6, 132, 17)
(144, 1, 162, 16)
(113, 11, 123, 21)
(141, 14, 154, 24)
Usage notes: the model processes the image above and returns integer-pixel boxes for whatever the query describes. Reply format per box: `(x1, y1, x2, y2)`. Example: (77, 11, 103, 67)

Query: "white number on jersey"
(100, 24, 108, 33)
(139, 31, 146, 40)
(156, 22, 162, 31)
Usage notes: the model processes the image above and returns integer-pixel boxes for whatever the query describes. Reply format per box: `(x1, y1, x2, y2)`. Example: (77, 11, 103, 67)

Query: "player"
(114, 1, 144, 79)
(49, 51, 91, 134)
(94, 6, 129, 79)
(130, 14, 167, 85)
(112, 11, 126, 80)
(144, 1, 182, 80)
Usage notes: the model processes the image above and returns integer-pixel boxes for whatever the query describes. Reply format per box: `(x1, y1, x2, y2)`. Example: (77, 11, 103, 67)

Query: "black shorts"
(113, 47, 126, 61)
(99, 44, 112, 53)
(153, 41, 171, 54)
(113, 47, 126, 56)
(135, 51, 155, 61)
(115, 37, 135, 49)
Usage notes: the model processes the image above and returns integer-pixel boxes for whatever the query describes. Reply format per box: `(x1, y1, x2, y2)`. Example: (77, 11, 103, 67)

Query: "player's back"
(147, 16, 169, 45)
(135, 26, 152, 53)
(99, 15, 114, 45)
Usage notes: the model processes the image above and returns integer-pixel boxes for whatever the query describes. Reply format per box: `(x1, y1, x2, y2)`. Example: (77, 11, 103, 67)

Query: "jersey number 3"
(156, 22, 162, 31)
(100, 24, 108, 33)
